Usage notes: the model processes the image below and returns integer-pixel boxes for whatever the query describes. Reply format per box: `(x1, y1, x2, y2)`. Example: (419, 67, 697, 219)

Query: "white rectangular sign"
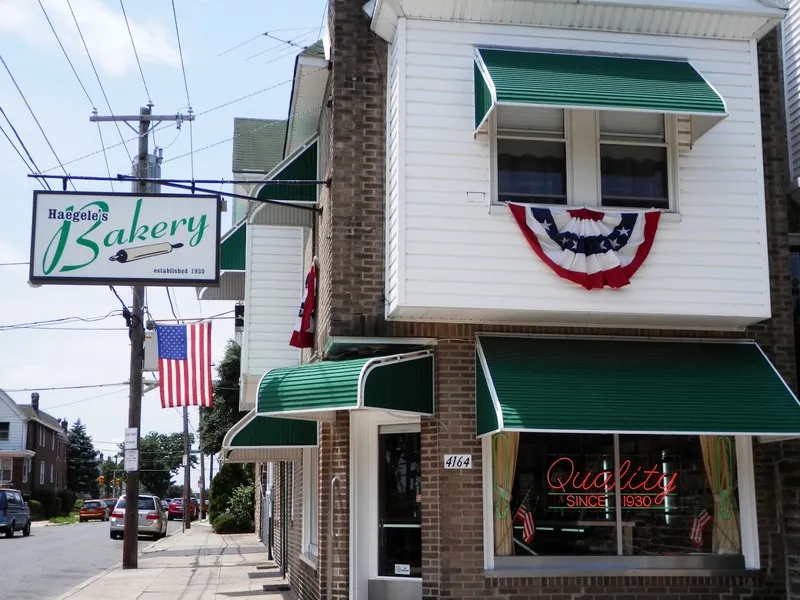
(29, 191, 221, 286)
(394, 564, 410, 576)
(443, 454, 472, 469)
(124, 428, 138, 450)
(124, 449, 139, 472)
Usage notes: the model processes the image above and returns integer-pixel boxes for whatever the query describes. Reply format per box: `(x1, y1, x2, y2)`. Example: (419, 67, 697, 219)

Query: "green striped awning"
(257, 351, 434, 421)
(474, 48, 727, 143)
(476, 335, 800, 438)
(219, 220, 247, 271)
(221, 409, 318, 463)
(256, 137, 318, 204)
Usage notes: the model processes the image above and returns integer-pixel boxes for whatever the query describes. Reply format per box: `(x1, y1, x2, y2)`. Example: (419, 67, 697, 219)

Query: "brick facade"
(266, 2, 800, 599)
(25, 420, 68, 494)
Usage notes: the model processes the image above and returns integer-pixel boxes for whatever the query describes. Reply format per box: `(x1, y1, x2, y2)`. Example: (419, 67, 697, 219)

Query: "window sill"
(298, 552, 318, 571)
(489, 202, 682, 223)
(485, 567, 761, 579)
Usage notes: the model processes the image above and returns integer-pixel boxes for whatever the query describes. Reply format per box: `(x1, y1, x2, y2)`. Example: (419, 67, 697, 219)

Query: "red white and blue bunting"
(508, 204, 661, 290)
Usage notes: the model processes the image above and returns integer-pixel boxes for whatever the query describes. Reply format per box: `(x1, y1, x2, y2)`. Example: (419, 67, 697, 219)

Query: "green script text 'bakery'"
(41, 198, 210, 275)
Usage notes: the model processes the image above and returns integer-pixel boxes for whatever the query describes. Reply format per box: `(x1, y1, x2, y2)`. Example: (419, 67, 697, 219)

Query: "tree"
(199, 341, 244, 456)
(67, 419, 100, 497)
(209, 462, 252, 523)
(166, 484, 184, 498)
(119, 432, 197, 498)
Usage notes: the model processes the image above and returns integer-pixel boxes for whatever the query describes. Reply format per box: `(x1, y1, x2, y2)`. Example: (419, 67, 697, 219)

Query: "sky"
(0, 0, 327, 490)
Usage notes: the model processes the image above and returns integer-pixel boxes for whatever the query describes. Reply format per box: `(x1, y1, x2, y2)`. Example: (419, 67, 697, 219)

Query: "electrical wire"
(169, 0, 194, 179)
(245, 31, 317, 61)
(0, 58, 72, 189)
(64, 0, 133, 164)
(217, 27, 318, 57)
(0, 120, 35, 173)
(0, 262, 28, 266)
(2, 382, 128, 393)
(166, 288, 179, 320)
(119, 0, 151, 105)
(0, 105, 51, 189)
(40, 67, 320, 174)
(0, 310, 123, 331)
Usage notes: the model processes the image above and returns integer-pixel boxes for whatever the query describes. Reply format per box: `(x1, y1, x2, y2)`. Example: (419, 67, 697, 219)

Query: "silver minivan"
(0, 488, 31, 538)
(109, 495, 167, 540)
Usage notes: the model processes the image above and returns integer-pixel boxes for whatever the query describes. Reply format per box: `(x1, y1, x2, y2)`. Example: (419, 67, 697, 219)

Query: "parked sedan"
(79, 500, 108, 522)
(109, 495, 167, 540)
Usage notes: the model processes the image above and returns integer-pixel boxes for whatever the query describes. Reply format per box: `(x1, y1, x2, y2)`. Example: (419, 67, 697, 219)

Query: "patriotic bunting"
(290, 263, 317, 349)
(508, 203, 660, 290)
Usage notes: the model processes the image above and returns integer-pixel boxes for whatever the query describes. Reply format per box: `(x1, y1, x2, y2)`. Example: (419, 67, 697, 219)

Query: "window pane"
(617, 435, 741, 556)
(600, 144, 668, 209)
(497, 433, 618, 556)
(498, 139, 567, 204)
(498, 106, 564, 135)
(600, 111, 665, 141)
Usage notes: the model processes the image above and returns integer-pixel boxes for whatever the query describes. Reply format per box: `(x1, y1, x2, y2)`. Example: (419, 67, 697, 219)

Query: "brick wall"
(27, 422, 67, 493)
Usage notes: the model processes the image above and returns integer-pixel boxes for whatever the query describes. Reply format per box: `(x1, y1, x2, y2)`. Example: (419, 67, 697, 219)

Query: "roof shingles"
(231, 118, 288, 174)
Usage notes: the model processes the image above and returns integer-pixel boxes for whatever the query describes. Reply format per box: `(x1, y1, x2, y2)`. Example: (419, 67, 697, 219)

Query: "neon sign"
(546, 457, 677, 509)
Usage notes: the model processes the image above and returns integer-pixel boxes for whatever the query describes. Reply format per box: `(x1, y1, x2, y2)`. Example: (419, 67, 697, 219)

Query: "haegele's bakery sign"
(29, 191, 221, 286)
(547, 457, 677, 509)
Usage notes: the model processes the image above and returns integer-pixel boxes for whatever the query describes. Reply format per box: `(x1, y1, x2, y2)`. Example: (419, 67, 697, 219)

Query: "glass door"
(378, 426, 421, 578)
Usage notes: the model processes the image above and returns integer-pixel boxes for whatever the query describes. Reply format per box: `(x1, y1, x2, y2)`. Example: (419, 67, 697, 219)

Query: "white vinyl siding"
(385, 19, 770, 329)
(385, 20, 404, 314)
(240, 225, 304, 409)
(0, 393, 26, 452)
(783, 3, 800, 184)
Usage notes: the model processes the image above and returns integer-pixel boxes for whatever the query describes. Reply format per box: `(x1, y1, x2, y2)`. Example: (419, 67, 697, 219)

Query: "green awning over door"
(476, 335, 800, 437)
(219, 220, 247, 271)
(221, 409, 318, 463)
(474, 48, 727, 143)
(257, 350, 434, 420)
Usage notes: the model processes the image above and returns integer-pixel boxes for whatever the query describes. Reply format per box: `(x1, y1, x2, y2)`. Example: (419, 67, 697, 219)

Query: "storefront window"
(493, 433, 741, 560)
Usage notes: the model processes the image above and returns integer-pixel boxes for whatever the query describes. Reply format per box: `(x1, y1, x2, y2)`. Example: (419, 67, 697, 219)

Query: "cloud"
(0, 0, 181, 77)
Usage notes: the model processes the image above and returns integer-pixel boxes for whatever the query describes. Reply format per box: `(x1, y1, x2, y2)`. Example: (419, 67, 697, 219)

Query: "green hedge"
(31, 490, 57, 518)
(211, 513, 253, 534)
(209, 463, 252, 523)
(57, 490, 75, 516)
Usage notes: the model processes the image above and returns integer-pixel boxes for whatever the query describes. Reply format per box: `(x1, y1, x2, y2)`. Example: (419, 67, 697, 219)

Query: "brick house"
(0, 391, 68, 494)
(213, 0, 800, 598)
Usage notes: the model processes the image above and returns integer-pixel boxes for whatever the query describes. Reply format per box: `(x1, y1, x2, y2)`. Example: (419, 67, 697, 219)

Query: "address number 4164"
(443, 454, 472, 469)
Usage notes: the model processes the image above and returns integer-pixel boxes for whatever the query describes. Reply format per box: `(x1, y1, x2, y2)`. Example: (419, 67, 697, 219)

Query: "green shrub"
(212, 513, 253, 534)
(57, 490, 76, 516)
(31, 489, 57, 518)
(28, 499, 43, 519)
(227, 484, 255, 525)
(209, 462, 252, 523)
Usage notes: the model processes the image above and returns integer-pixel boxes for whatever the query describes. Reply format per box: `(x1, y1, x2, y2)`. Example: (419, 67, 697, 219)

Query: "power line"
(170, 0, 194, 181)
(64, 0, 133, 164)
(2, 382, 128, 393)
(166, 288, 179, 320)
(0, 310, 123, 331)
(41, 67, 317, 174)
(0, 120, 35, 173)
(119, 0, 152, 105)
(0, 105, 50, 189)
(0, 58, 70, 189)
(0, 262, 28, 266)
(217, 27, 318, 57)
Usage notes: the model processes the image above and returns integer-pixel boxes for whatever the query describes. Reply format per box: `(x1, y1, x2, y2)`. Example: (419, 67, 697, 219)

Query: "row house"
(0, 391, 69, 494)
(210, 0, 800, 598)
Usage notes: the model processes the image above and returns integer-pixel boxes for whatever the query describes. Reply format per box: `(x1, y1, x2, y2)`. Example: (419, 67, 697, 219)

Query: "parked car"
(79, 500, 109, 522)
(101, 498, 117, 513)
(0, 488, 31, 538)
(161, 498, 170, 510)
(168, 497, 199, 521)
(109, 495, 167, 540)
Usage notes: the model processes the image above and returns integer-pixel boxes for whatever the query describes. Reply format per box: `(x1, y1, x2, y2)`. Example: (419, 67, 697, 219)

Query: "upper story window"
(599, 112, 669, 210)
(51, 431, 55, 451)
(38, 425, 45, 447)
(492, 108, 674, 211)
(0, 422, 9, 441)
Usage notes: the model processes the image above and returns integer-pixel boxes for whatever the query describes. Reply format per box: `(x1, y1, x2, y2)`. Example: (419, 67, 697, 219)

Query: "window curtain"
(492, 432, 520, 555)
(699, 435, 741, 554)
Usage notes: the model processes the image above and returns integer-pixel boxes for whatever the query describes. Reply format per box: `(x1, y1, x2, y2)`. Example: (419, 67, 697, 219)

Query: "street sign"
(29, 191, 221, 286)
(124, 427, 138, 450)
(124, 449, 139, 472)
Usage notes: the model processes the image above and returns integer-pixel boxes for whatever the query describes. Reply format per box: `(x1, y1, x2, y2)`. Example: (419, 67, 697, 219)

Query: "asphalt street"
(0, 519, 182, 600)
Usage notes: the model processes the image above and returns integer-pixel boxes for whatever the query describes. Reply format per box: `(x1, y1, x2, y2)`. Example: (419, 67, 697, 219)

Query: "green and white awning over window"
(474, 48, 727, 144)
(257, 350, 434, 421)
(221, 409, 318, 463)
(476, 335, 800, 438)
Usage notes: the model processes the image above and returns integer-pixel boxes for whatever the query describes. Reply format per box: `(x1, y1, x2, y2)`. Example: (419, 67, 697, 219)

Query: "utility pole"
(199, 451, 206, 520)
(183, 406, 191, 531)
(90, 106, 194, 570)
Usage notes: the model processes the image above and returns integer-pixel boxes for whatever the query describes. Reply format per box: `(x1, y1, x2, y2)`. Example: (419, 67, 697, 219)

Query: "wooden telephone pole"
(90, 106, 194, 569)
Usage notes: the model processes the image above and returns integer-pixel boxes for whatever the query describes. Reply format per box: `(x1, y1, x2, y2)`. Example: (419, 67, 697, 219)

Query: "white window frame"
(22, 458, 28, 483)
(52, 431, 55, 451)
(301, 447, 320, 562)
(38, 425, 44, 447)
(481, 433, 760, 573)
(39, 461, 45, 485)
(0, 422, 9, 442)
(50, 463, 53, 484)
(0, 458, 12, 484)
(490, 109, 679, 212)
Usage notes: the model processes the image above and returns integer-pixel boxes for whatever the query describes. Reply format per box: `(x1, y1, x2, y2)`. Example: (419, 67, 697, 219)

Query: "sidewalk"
(58, 522, 291, 600)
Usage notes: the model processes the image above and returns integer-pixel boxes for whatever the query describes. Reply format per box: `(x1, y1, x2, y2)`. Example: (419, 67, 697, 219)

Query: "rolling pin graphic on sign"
(109, 242, 184, 264)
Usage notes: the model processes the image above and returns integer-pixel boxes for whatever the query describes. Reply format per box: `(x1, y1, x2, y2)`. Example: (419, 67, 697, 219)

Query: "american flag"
(514, 490, 535, 544)
(156, 321, 213, 408)
(689, 502, 712, 549)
